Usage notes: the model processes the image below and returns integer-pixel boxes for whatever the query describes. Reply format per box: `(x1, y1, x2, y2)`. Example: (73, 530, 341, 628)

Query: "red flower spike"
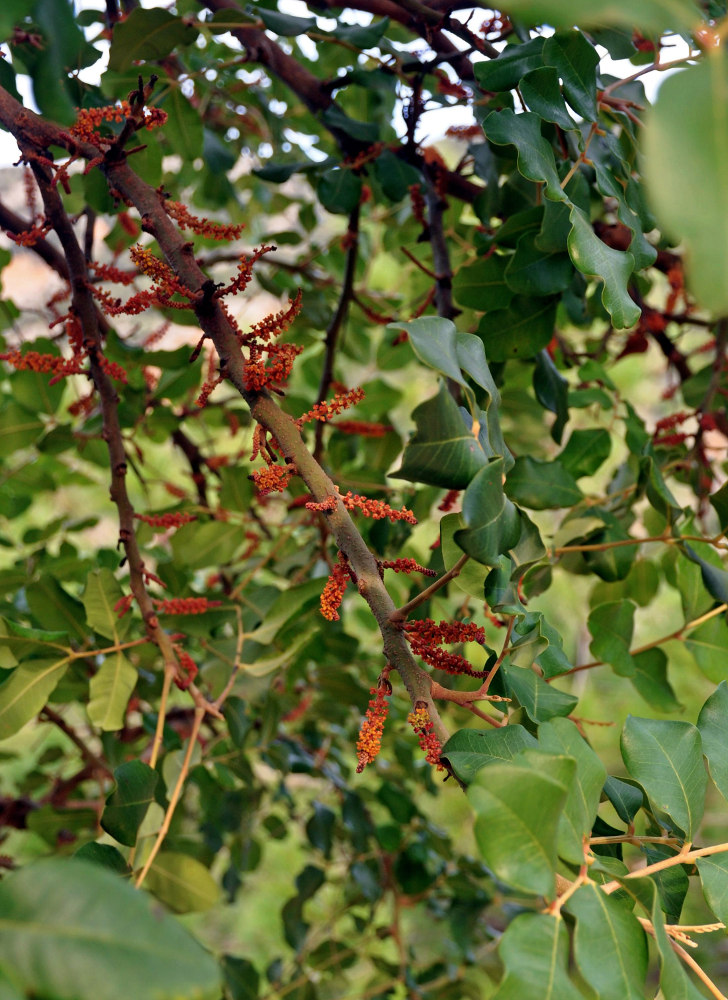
(154, 597, 222, 615)
(408, 706, 444, 769)
(333, 420, 391, 438)
(356, 684, 390, 773)
(381, 558, 437, 578)
(134, 512, 196, 528)
(404, 619, 488, 678)
(172, 647, 198, 691)
(114, 594, 134, 619)
(164, 199, 245, 241)
(296, 387, 365, 427)
(251, 463, 292, 496)
(320, 554, 352, 621)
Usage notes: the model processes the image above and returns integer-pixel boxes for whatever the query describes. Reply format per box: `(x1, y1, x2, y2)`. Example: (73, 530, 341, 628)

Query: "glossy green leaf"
(171, 521, 242, 570)
(568, 881, 648, 1000)
(452, 255, 514, 312)
(0, 859, 220, 1000)
(145, 852, 222, 913)
(709, 481, 728, 531)
(588, 600, 635, 676)
(543, 31, 599, 121)
(681, 544, 728, 605)
(478, 295, 557, 361)
(504, 233, 573, 296)
(567, 208, 639, 329)
(74, 842, 131, 876)
(108, 8, 197, 70)
(490, 912, 584, 1000)
(394, 383, 489, 489)
(0, 619, 69, 662)
(621, 716, 706, 839)
(483, 110, 566, 202)
(533, 349, 569, 443)
(440, 513, 490, 599)
(473, 37, 546, 92)
(247, 579, 330, 646)
(389, 317, 463, 386)
(520, 67, 576, 131)
(505, 457, 582, 509)
(101, 761, 159, 847)
(88, 653, 137, 732)
(503, 662, 577, 722)
(499, 0, 699, 33)
(83, 568, 130, 641)
(603, 775, 644, 825)
(697, 854, 728, 925)
(164, 87, 204, 161)
(455, 459, 522, 565)
(684, 616, 728, 682)
(318, 168, 361, 215)
(559, 429, 611, 478)
(372, 150, 420, 202)
(468, 759, 571, 895)
(257, 8, 315, 34)
(644, 52, 728, 315)
(630, 648, 681, 712)
(697, 682, 728, 802)
(539, 717, 606, 863)
(26, 576, 87, 641)
(0, 656, 71, 740)
(441, 725, 537, 783)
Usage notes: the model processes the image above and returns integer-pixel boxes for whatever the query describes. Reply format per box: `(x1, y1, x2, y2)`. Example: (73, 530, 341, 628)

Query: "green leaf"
(88, 653, 137, 732)
(0, 619, 69, 662)
(697, 682, 728, 802)
(681, 544, 728, 605)
(478, 295, 557, 361)
(502, 662, 578, 723)
(108, 9, 197, 70)
(520, 67, 576, 131)
(318, 168, 361, 215)
(332, 17, 390, 48)
(0, 402, 45, 457)
(588, 600, 635, 676)
(603, 775, 644, 825)
(533, 349, 569, 444)
(504, 233, 573, 297)
(321, 106, 379, 143)
(538, 717, 606, 864)
(685, 616, 728, 682)
(74, 842, 131, 876)
(171, 521, 243, 570)
(0, 859, 220, 1000)
(390, 316, 463, 386)
(246, 579, 322, 645)
(441, 725, 537, 783)
(697, 854, 728, 925)
(490, 912, 584, 1000)
(145, 852, 222, 913)
(482, 110, 566, 203)
(455, 459, 522, 565)
(164, 87, 204, 161)
(644, 52, 728, 315)
(709, 481, 728, 531)
(559, 428, 611, 478)
(468, 759, 572, 895)
(101, 761, 159, 847)
(372, 150, 420, 202)
(567, 881, 648, 1000)
(0, 656, 71, 740)
(453, 255, 514, 312)
(499, 0, 699, 33)
(505, 457, 582, 509)
(26, 576, 87, 641)
(567, 208, 639, 329)
(621, 716, 706, 839)
(630, 648, 681, 712)
(474, 37, 546, 92)
(393, 383, 489, 489)
(543, 31, 599, 121)
(440, 514, 489, 599)
(83, 568, 130, 641)
(257, 8, 315, 34)
(222, 956, 260, 1000)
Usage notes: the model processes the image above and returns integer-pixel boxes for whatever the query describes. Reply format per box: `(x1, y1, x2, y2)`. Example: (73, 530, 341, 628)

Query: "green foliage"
(0, 1, 728, 998)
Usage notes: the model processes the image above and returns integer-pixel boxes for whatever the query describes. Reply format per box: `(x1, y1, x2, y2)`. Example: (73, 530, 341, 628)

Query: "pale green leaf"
(0, 656, 71, 741)
(145, 852, 221, 914)
(88, 653, 137, 732)
(83, 568, 130, 641)
(491, 912, 584, 999)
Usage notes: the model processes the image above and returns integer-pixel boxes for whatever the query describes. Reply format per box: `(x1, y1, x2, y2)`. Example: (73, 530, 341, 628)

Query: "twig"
(39, 705, 112, 777)
(390, 553, 469, 622)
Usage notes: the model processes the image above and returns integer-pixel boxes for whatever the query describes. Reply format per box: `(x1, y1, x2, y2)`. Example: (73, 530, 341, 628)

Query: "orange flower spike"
(319, 555, 352, 621)
(381, 558, 437, 578)
(340, 491, 417, 525)
(407, 705, 444, 769)
(251, 463, 292, 496)
(296, 387, 365, 428)
(164, 199, 245, 241)
(356, 681, 391, 773)
(134, 512, 196, 528)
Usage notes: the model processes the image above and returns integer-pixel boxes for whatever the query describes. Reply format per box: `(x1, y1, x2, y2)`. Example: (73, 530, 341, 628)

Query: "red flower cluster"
(434, 71, 469, 100)
(154, 597, 222, 615)
(408, 184, 427, 227)
(71, 101, 167, 147)
(7, 219, 52, 247)
(445, 124, 484, 140)
(381, 558, 437, 577)
(0, 348, 83, 383)
(345, 141, 385, 171)
(404, 619, 487, 678)
(114, 594, 135, 619)
(134, 512, 197, 528)
(437, 489, 460, 512)
(251, 463, 292, 496)
(320, 552, 352, 621)
(307, 489, 417, 525)
(164, 199, 245, 241)
(356, 682, 390, 773)
(333, 420, 391, 437)
(173, 647, 198, 690)
(297, 387, 365, 427)
(407, 706, 443, 769)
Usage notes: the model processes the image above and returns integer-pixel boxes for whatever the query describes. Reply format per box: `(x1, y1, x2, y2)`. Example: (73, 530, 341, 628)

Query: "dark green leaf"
(543, 31, 599, 121)
(533, 349, 569, 443)
(257, 8, 315, 34)
(505, 457, 582, 509)
(567, 208, 639, 329)
(588, 600, 635, 676)
(520, 67, 576, 131)
(318, 168, 361, 215)
(603, 775, 644, 825)
(504, 233, 573, 296)
(474, 37, 546, 92)
(101, 760, 159, 847)
(372, 150, 420, 202)
(630, 648, 681, 712)
(108, 9, 197, 70)
(478, 295, 557, 361)
(455, 459, 522, 565)
(483, 110, 566, 202)
(441, 725, 537, 783)
(74, 843, 131, 876)
(489, 912, 584, 999)
(453, 255, 514, 312)
(502, 662, 578, 723)
(559, 429, 611, 478)
(697, 682, 728, 802)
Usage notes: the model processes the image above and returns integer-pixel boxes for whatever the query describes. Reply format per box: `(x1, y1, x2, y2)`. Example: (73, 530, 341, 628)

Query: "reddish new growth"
(381, 559, 437, 578)
(134, 512, 197, 528)
(251, 463, 293, 496)
(7, 219, 52, 247)
(296, 387, 365, 427)
(445, 124, 483, 140)
(333, 420, 391, 438)
(408, 706, 444, 769)
(164, 199, 245, 241)
(114, 594, 135, 619)
(438, 489, 460, 512)
(196, 373, 225, 408)
(320, 552, 353, 621)
(70, 100, 167, 147)
(408, 183, 427, 227)
(404, 619, 487, 678)
(239, 290, 304, 394)
(89, 244, 196, 316)
(653, 411, 692, 448)
(172, 647, 198, 690)
(434, 70, 469, 100)
(154, 597, 222, 615)
(307, 489, 417, 525)
(0, 348, 84, 384)
(356, 679, 391, 772)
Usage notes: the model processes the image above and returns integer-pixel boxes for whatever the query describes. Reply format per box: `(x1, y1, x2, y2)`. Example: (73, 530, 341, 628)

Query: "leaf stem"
(390, 553, 470, 623)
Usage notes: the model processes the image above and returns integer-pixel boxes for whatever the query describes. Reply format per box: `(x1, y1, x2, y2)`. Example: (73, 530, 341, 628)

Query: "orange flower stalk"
(408, 706, 444, 769)
(251, 463, 292, 496)
(134, 512, 197, 528)
(404, 619, 487, 678)
(320, 553, 352, 621)
(154, 597, 222, 615)
(164, 199, 245, 241)
(306, 488, 417, 525)
(381, 558, 437, 577)
(356, 680, 391, 773)
(296, 387, 365, 427)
